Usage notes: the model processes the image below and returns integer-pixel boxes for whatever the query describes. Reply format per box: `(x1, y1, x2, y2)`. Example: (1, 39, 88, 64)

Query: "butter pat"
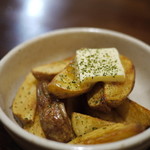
(75, 48, 125, 84)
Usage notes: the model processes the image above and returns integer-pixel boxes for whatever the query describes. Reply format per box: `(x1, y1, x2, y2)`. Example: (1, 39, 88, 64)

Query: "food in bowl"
(12, 48, 150, 144)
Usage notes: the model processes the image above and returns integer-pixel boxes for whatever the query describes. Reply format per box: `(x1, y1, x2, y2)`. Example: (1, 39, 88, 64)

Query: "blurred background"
(0, 0, 149, 59)
(0, 0, 149, 149)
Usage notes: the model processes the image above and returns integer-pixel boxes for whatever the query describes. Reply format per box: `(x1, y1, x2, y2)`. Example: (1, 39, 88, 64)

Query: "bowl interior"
(0, 28, 150, 149)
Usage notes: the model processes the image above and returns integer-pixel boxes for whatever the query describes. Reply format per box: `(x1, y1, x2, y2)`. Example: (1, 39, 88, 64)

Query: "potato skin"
(37, 81, 75, 142)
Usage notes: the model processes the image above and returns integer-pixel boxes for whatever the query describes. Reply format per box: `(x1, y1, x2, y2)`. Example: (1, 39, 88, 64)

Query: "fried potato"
(104, 55, 135, 107)
(32, 57, 72, 81)
(12, 73, 37, 125)
(48, 62, 93, 99)
(69, 123, 144, 144)
(87, 98, 150, 127)
(87, 83, 111, 113)
(116, 99, 150, 127)
(87, 107, 123, 123)
(24, 110, 45, 138)
(87, 55, 135, 111)
(71, 112, 114, 136)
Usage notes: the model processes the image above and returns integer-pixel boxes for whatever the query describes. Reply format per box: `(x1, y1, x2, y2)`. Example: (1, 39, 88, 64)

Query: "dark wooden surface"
(0, 0, 150, 149)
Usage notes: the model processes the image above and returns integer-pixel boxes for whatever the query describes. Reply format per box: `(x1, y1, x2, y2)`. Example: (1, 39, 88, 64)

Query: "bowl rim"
(0, 27, 150, 150)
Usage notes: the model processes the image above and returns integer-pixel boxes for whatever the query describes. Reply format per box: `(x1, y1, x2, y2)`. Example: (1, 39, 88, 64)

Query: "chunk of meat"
(37, 81, 75, 142)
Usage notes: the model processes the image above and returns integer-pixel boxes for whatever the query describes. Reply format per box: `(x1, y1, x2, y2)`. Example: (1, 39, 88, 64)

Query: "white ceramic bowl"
(0, 28, 150, 150)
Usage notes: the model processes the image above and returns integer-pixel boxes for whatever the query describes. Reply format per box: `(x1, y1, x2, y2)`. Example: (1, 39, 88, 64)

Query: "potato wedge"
(71, 112, 114, 136)
(12, 73, 37, 125)
(87, 55, 135, 111)
(48, 62, 93, 99)
(32, 57, 72, 81)
(24, 109, 45, 138)
(69, 123, 144, 144)
(116, 98, 150, 127)
(104, 55, 135, 107)
(87, 83, 111, 113)
(87, 107, 123, 123)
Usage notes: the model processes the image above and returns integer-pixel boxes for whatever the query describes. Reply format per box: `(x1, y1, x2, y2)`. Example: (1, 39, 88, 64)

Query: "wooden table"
(0, 0, 149, 149)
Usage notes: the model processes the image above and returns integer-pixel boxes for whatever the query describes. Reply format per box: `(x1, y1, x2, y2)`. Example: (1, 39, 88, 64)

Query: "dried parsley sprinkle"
(92, 127, 98, 130)
(72, 80, 76, 83)
(67, 86, 70, 89)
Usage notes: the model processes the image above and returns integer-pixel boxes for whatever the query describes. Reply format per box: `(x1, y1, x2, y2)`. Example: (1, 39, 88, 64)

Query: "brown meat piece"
(37, 81, 75, 142)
